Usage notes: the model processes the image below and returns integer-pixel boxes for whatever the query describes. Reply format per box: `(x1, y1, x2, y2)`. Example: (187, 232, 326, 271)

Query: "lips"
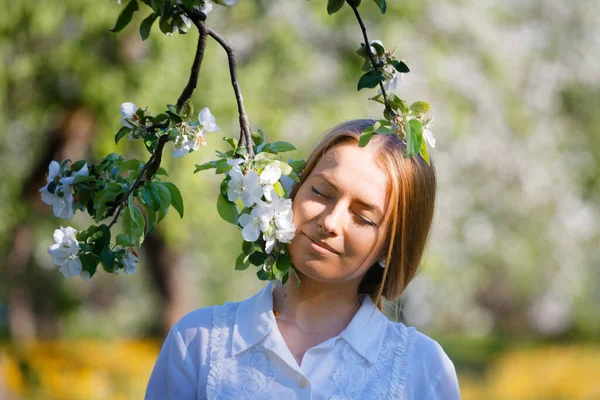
(304, 233, 339, 254)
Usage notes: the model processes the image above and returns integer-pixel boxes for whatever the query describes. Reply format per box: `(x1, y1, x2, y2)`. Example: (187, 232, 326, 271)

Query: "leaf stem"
(206, 27, 254, 158)
(349, 4, 393, 115)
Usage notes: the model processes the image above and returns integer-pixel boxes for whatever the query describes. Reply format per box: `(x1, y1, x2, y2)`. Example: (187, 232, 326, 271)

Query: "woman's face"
(289, 142, 390, 285)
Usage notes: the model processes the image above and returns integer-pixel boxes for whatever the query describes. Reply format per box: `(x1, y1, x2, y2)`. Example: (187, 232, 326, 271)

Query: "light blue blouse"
(146, 281, 461, 399)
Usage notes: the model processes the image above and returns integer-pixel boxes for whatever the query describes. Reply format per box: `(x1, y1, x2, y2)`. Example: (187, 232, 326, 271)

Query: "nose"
(317, 201, 345, 235)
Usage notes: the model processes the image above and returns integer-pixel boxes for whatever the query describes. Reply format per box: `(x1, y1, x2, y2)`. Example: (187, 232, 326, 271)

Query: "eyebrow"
(313, 173, 383, 216)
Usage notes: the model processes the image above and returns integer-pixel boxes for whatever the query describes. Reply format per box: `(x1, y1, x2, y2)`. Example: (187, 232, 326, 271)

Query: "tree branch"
(206, 27, 254, 159)
(176, 12, 208, 111)
(350, 4, 393, 115)
(108, 10, 209, 229)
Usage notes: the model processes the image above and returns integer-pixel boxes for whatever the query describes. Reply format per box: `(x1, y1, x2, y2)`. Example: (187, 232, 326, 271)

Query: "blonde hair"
(289, 119, 436, 310)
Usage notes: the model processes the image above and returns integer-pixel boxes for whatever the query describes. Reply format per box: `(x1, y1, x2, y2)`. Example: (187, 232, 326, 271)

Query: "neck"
(272, 271, 362, 334)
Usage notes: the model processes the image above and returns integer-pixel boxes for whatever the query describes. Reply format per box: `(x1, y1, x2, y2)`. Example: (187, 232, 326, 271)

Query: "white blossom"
(239, 206, 272, 242)
(172, 107, 219, 158)
(423, 128, 436, 149)
(120, 102, 139, 128)
(122, 248, 138, 275)
(198, 107, 220, 133)
(227, 168, 263, 207)
(172, 130, 205, 158)
(180, 14, 192, 30)
(260, 165, 282, 201)
(423, 117, 436, 148)
(39, 161, 88, 220)
(60, 163, 89, 186)
(227, 158, 245, 168)
(47, 226, 85, 280)
(201, 1, 213, 14)
(382, 71, 403, 93)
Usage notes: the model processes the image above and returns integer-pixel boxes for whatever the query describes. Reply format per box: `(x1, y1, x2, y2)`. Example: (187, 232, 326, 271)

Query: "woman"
(145, 119, 461, 399)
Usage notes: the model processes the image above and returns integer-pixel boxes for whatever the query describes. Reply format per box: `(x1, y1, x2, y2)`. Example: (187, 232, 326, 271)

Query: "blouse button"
(299, 377, 309, 388)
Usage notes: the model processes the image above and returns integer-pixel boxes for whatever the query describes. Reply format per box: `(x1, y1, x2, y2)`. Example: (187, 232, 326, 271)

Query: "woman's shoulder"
(386, 320, 460, 398)
(173, 299, 242, 335)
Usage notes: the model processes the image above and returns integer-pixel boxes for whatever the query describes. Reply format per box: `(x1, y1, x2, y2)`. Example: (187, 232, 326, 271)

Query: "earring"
(378, 259, 386, 269)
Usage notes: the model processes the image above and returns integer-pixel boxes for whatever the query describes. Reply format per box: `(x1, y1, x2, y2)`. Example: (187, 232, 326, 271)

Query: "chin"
(288, 231, 353, 284)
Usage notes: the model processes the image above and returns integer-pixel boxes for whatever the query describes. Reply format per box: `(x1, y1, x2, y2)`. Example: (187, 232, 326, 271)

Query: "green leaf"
(223, 137, 238, 150)
(158, 15, 175, 35)
(93, 183, 124, 222)
(242, 241, 256, 256)
(249, 251, 267, 266)
(156, 167, 169, 176)
(373, 0, 386, 13)
(116, 234, 134, 247)
(217, 193, 239, 225)
(139, 13, 158, 41)
(110, 0, 139, 33)
(194, 161, 217, 173)
(358, 131, 375, 147)
(392, 60, 410, 73)
(347, 0, 362, 7)
(375, 125, 397, 135)
(79, 253, 100, 279)
(73, 175, 96, 185)
(327, 0, 345, 14)
(235, 253, 251, 271)
(161, 182, 184, 218)
(180, 98, 194, 119)
(410, 101, 431, 114)
(404, 119, 423, 158)
(215, 159, 233, 174)
(142, 202, 157, 236)
(370, 41, 385, 57)
(289, 159, 306, 175)
(154, 182, 172, 220)
(268, 141, 297, 153)
(256, 267, 270, 281)
(70, 160, 86, 172)
(119, 159, 142, 171)
(251, 129, 265, 147)
(141, 182, 161, 211)
(419, 136, 431, 166)
(274, 253, 291, 277)
(101, 247, 115, 271)
(123, 198, 145, 246)
(357, 70, 385, 91)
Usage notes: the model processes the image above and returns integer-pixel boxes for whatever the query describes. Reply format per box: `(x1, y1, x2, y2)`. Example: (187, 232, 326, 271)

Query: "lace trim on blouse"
(207, 302, 416, 400)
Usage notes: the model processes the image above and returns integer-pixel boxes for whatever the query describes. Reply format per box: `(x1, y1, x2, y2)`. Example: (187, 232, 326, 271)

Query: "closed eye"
(312, 186, 376, 227)
(311, 186, 329, 198)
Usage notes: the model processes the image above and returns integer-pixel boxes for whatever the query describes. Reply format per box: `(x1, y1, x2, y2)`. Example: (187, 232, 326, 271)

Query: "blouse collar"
(231, 281, 389, 364)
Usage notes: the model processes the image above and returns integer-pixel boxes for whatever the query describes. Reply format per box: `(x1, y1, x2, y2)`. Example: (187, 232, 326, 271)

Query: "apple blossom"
(47, 226, 85, 279)
(227, 168, 263, 207)
(39, 161, 88, 220)
(122, 248, 139, 275)
(120, 102, 139, 128)
(239, 206, 272, 242)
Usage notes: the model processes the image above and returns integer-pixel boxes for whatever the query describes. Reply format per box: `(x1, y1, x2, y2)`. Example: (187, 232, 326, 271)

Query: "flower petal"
(242, 223, 260, 242)
(120, 102, 138, 118)
(48, 161, 60, 182)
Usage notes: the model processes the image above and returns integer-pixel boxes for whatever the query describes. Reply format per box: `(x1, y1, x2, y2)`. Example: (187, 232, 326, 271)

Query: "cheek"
(292, 194, 325, 227)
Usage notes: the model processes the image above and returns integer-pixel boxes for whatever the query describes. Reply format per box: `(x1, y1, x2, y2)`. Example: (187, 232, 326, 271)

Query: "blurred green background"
(1, 1, 599, 399)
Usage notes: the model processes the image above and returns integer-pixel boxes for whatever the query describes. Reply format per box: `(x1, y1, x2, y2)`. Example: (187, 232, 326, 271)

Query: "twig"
(349, 4, 393, 115)
(176, 12, 208, 111)
(206, 27, 254, 158)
